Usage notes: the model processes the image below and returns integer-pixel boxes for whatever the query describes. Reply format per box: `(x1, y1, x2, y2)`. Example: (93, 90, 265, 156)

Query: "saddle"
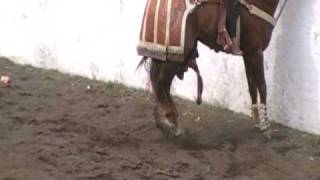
(137, 0, 198, 62)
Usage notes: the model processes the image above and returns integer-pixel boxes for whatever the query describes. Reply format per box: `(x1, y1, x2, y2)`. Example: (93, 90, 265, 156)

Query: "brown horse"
(138, 0, 280, 138)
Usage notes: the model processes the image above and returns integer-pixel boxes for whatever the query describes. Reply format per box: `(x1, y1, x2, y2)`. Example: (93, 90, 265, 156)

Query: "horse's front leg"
(243, 51, 271, 132)
(253, 51, 271, 133)
(243, 53, 259, 124)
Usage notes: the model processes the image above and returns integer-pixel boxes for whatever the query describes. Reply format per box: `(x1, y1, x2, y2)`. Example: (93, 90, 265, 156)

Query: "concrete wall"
(0, 0, 319, 134)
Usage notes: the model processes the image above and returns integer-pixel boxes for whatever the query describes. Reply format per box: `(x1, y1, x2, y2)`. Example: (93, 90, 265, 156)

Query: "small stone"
(195, 116, 201, 122)
(309, 156, 315, 161)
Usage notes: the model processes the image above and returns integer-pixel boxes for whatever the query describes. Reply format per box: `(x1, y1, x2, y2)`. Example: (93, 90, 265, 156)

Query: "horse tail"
(135, 56, 149, 72)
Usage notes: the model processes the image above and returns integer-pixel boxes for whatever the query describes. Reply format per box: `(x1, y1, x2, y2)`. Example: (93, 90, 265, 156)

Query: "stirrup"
(216, 29, 232, 51)
(230, 45, 243, 55)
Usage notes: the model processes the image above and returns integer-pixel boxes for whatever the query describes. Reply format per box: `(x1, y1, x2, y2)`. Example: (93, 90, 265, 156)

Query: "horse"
(137, 0, 281, 138)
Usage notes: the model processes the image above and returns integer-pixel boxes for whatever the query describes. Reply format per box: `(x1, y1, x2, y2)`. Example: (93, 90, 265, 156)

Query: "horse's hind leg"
(149, 59, 182, 138)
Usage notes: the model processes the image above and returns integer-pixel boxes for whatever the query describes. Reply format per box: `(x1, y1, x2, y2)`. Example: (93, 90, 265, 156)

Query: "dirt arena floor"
(0, 57, 320, 180)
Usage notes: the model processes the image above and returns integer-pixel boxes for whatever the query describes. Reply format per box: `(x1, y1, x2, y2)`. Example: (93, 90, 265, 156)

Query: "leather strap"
(238, 0, 276, 26)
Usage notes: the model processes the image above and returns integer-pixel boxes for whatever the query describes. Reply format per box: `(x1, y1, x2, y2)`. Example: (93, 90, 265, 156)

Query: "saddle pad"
(137, 0, 196, 61)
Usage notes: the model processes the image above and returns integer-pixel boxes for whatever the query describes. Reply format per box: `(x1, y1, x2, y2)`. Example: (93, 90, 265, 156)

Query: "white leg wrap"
(256, 104, 271, 131)
(251, 104, 259, 109)
(251, 103, 259, 123)
(251, 104, 271, 131)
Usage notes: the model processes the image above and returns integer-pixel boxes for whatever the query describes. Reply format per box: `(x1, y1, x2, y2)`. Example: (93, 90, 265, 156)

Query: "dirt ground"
(0, 57, 320, 180)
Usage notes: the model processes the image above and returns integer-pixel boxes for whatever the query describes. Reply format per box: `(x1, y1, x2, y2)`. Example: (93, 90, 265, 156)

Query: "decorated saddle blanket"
(137, 0, 198, 61)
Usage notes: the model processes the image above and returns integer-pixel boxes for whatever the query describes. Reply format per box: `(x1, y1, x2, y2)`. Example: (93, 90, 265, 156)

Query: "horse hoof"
(153, 107, 180, 139)
(174, 126, 186, 137)
(255, 120, 271, 131)
(264, 128, 273, 139)
(154, 118, 178, 139)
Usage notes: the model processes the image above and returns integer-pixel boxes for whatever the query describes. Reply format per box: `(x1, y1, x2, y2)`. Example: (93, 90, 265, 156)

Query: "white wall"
(0, 0, 319, 134)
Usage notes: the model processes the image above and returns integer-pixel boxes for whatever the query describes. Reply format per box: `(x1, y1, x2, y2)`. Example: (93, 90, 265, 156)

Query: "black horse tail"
(135, 56, 149, 72)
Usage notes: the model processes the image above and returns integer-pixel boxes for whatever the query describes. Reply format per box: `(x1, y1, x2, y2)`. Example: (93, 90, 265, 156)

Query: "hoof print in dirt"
(175, 128, 201, 149)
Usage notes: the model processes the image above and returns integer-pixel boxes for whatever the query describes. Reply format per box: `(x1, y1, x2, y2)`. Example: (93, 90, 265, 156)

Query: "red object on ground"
(1, 75, 11, 86)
